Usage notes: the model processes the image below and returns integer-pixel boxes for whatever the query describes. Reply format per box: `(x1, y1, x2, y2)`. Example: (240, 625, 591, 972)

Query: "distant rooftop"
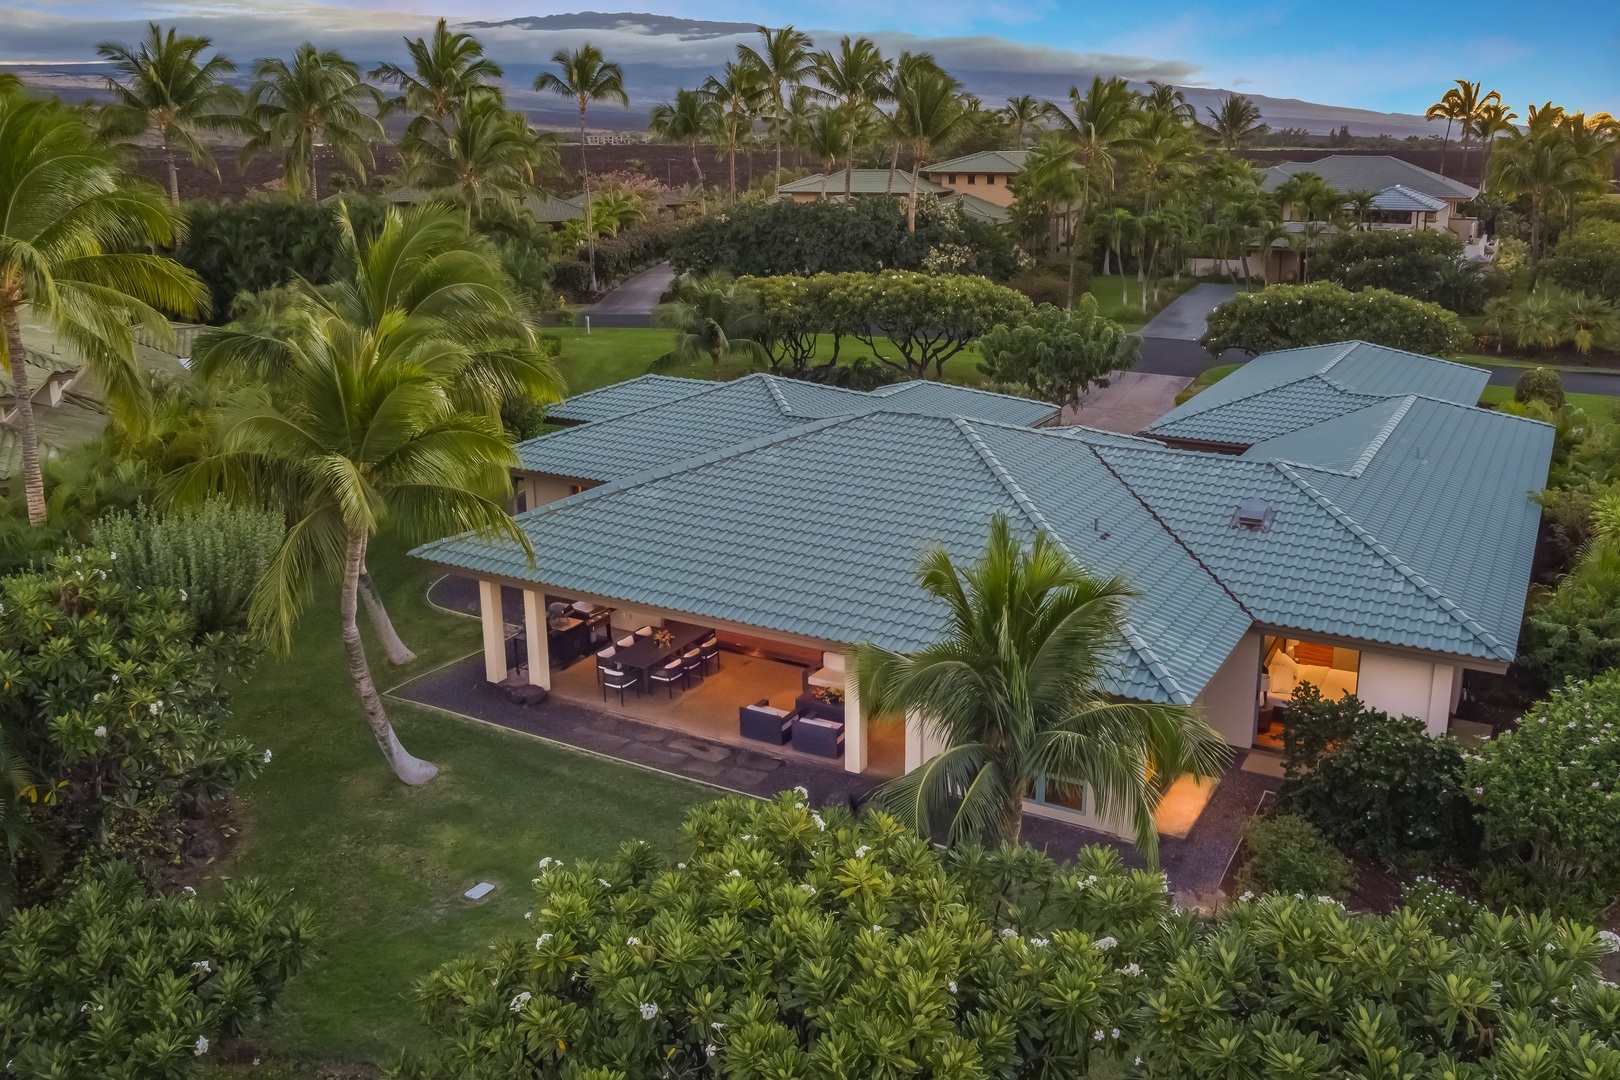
(1261, 155, 1477, 201)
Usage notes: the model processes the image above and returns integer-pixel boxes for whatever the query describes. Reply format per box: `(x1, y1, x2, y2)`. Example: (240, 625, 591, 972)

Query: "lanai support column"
(842, 651, 866, 774)
(478, 579, 508, 683)
(523, 588, 551, 690)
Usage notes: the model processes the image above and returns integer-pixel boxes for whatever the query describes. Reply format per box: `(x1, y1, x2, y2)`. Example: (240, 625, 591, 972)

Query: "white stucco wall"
(1357, 650, 1457, 736)
(1195, 632, 1263, 748)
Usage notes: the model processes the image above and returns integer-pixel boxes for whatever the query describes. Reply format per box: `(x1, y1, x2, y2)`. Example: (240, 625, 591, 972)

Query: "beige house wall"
(918, 169, 1018, 207)
(1357, 649, 1460, 736)
(1196, 631, 1264, 748)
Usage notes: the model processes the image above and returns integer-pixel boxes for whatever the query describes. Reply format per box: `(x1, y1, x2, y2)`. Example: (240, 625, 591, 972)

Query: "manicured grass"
(1175, 363, 1241, 404)
(208, 542, 715, 1065)
(1478, 384, 1620, 422)
(1085, 274, 1203, 330)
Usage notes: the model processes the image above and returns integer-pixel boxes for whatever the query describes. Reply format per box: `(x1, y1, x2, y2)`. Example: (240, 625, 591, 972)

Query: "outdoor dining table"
(610, 623, 711, 687)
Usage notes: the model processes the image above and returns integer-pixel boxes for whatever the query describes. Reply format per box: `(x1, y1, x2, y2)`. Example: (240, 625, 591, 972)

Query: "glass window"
(1033, 775, 1085, 814)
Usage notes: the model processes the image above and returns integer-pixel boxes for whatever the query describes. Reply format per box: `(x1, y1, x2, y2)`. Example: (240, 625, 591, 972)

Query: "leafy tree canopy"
(1201, 282, 1471, 358)
(978, 297, 1136, 412)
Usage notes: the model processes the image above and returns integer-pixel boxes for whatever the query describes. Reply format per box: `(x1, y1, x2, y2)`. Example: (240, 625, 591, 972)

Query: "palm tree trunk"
(580, 103, 596, 292)
(360, 565, 417, 665)
(1438, 119, 1452, 177)
(0, 297, 45, 526)
(844, 118, 855, 203)
(689, 137, 704, 185)
(887, 142, 898, 194)
(774, 92, 784, 183)
(341, 528, 436, 785)
(164, 145, 181, 207)
(907, 158, 921, 233)
(729, 140, 737, 205)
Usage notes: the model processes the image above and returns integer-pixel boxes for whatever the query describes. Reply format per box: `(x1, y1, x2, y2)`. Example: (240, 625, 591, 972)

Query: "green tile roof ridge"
(519, 376, 770, 456)
(1274, 395, 1417, 477)
(874, 379, 1059, 413)
(1316, 340, 1488, 382)
(1273, 460, 1513, 660)
(952, 417, 1192, 705)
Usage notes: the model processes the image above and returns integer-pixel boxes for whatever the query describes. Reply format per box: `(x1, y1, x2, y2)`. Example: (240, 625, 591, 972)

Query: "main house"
(1247, 155, 1488, 282)
(413, 343, 1551, 833)
(777, 153, 1038, 226)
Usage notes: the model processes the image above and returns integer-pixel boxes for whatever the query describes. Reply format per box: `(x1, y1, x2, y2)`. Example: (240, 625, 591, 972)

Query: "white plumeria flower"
(627, 936, 640, 945)
(179, 589, 188, 602)
(509, 992, 532, 1012)
(535, 934, 552, 950)
(639, 1002, 659, 1021)
(711, 1021, 724, 1031)
(794, 785, 808, 798)
(1093, 1030, 1105, 1042)
(854, 845, 871, 858)
(262, 749, 272, 764)
(524, 912, 532, 920)
(1000, 927, 1017, 939)
(182, 886, 196, 897)
(194, 1036, 209, 1056)
(149, 703, 160, 715)
(109, 551, 116, 560)
(677, 862, 686, 869)
(538, 857, 554, 869)
(598, 878, 611, 888)
(812, 813, 826, 831)
(1111, 1028, 1121, 1039)
(728, 869, 741, 878)
(192, 960, 211, 973)
(799, 884, 816, 894)
(1030, 937, 1050, 948)
(94, 726, 107, 738)
(1116, 963, 1142, 977)
(1597, 929, 1620, 953)
(740, 834, 754, 841)
(705, 1044, 717, 1059)
(871, 924, 883, 933)
(947, 980, 957, 993)
(1092, 936, 1117, 951)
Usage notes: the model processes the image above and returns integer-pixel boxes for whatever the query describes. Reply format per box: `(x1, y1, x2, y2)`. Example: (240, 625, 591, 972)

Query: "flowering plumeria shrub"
(397, 792, 1183, 1080)
(1138, 892, 1620, 1079)
(0, 550, 263, 898)
(1466, 672, 1620, 915)
(1201, 281, 1471, 358)
(0, 863, 314, 1079)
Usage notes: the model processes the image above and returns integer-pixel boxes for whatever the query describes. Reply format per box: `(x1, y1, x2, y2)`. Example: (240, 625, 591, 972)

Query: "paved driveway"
(584, 262, 674, 327)
(1061, 372, 1192, 433)
(1139, 283, 1240, 340)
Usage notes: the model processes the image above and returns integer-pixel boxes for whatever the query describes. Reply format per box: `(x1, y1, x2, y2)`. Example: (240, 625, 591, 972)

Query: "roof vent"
(1232, 497, 1275, 532)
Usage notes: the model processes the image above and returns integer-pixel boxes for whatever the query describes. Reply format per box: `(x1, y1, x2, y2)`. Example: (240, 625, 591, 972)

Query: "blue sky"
(8, 0, 1618, 116)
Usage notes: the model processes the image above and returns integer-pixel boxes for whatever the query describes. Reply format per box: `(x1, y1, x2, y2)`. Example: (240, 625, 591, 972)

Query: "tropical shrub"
(1518, 540, 1620, 692)
(827, 270, 1032, 378)
(1136, 892, 1620, 1079)
(1465, 672, 1620, 915)
(551, 221, 677, 294)
(398, 792, 1183, 1080)
(1541, 218, 1620, 303)
(174, 196, 387, 321)
(0, 863, 315, 1078)
(1007, 266, 1078, 307)
(1315, 229, 1490, 312)
(1201, 282, 1471, 357)
(1278, 685, 1478, 867)
(1233, 813, 1354, 899)
(671, 196, 1020, 280)
(978, 296, 1134, 411)
(1515, 365, 1566, 408)
(91, 500, 284, 635)
(0, 550, 262, 897)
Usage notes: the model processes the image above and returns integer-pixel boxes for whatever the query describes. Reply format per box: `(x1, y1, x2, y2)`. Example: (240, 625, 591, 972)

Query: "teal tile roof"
(922, 150, 1033, 175)
(778, 170, 949, 196)
(1261, 156, 1477, 201)
(548, 374, 707, 423)
(420, 412, 1252, 703)
(520, 374, 1057, 482)
(1144, 341, 1489, 445)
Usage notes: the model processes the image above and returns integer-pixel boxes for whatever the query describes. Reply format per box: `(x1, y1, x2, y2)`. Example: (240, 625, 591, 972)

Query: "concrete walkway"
(1139, 283, 1240, 340)
(583, 262, 674, 328)
(1062, 372, 1191, 433)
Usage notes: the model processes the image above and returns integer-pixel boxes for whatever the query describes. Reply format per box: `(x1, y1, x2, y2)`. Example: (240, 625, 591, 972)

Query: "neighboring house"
(1250, 155, 1487, 282)
(413, 344, 1551, 837)
(776, 168, 1012, 225)
(916, 150, 1032, 209)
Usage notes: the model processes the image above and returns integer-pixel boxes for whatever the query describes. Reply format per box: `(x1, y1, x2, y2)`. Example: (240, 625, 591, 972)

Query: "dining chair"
(634, 626, 654, 638)
(617, 634, 635, 648)
(700, 637, 720, 675)
(595, 646, 616, 686)
(601, 665, 640, 705)
(648, 658, 686, 698)
(681, 648, 705, 686)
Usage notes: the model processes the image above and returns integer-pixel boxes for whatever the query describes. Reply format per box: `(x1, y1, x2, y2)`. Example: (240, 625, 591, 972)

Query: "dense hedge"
(1313, 229, 1491, 313)
(1202, 282, 1472, 357)
(1541, 218, 1620, 303)
(175, 196, 387, 321)
(552, 221, 678, 295)
(671, 196, 1022, 280)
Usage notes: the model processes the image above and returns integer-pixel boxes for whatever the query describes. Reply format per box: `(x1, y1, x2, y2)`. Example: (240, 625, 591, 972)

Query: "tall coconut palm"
(400, 97, 557, 223)
(854, 513, 1228, 857)
(1141, 80, 1195, 122)
(177, 208, 541, 785)
(1128, 108, 1198, 212)
(649, 88, 719, 186)
(95, 23, 245, 205)
(372, 18, 503, 139)
(650, 273, 766, 376)
(701, 62, 767, 204)
(1474, 100, 1520, 180)
(1447, 80, 1502, 180)
(893, 68, 969, 231)
(737, 25, 816, 184)
(1205, 93, 1264, 150)
(1043, 76, 1137, 235)
(1425, 84, 1467, 177)
(1275, 171, 1340, 282)
(805, 107, 852, 197)
(534, 45, 628, 292)
(1345, 188, 1378, 230)
(243, 44, 383, 201)
(812, 36, 893, 202)
(999, 94, 1044, 147)
(1489, 106, 1612, 259)
(0, 74, 19, 98)
(0, 95, 207, 526)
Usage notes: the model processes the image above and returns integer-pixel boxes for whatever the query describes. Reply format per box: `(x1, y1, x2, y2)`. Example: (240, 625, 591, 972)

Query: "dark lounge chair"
(739, 699, 794, 744)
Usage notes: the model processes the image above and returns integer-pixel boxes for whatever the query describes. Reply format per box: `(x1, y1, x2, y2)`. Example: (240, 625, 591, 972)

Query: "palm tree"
(1099, 206, 1137, 290)
(179, 208, 541, 785)
(893, 68, 969, 232)
(1555, 290, 1620, 355)
(1345, 188, 1378, 230)
(1446, 80, 1501, 180)
(534, 45, 628, 292)
(1474, 100, 1520, 180)
(1205, 93, 1264, 150)
(1425, 84, 1467, 176)
(805, 107, 852, 197)
(649, 88, 719, 186)
(243, 44, 383, 201)
(0, 74, 19, 98)
(651, 273, 766, 376)
(95, 23, 245, 205)
(701, 62, 767, 204)
(400, 97, 557, 223)
(737, 25, 816, 184)
(781, 85, 819, 168)
(1042, 76, 1137, 236)
(1142, 80, 1195, 122)
(1489, 106, 1613, 259)
(0, 95, 207, 526)
(854, 514, 1227, 857)
(812, 36, 893, 202)
(999, 94, 1043, 147)
(1274, 171, 1341, 281)
(371, 18, 503, 139)
(1128, 108, 1198, 212)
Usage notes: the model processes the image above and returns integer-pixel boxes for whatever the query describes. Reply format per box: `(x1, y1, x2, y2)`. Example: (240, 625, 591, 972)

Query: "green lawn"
(208, 542, 715, 1066)
(1085, 274, 1207, 331)
(1175, 363, 1241, 404)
